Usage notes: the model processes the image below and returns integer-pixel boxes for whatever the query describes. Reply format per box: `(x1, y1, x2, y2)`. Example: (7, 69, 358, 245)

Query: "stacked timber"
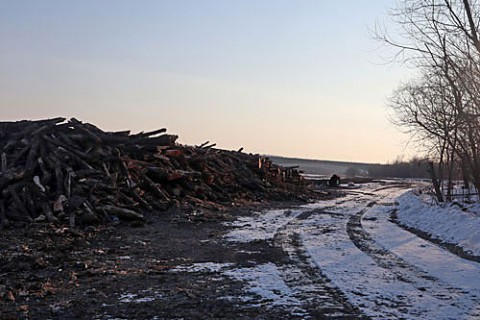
(0, 117, 306, 228)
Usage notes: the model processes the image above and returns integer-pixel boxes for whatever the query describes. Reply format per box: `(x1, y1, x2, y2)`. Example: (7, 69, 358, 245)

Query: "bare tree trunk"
(461, 159, 470, 190)
(446, 147, 457, 202)
(429, 161, 444, 202)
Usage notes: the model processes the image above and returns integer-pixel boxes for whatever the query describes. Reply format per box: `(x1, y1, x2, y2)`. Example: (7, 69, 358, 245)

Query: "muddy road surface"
(2, 181, 480, 319)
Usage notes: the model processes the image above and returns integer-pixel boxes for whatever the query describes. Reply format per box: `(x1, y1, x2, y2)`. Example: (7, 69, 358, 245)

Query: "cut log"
(99, 205, 144, 221)
(0, 117, 307, 228)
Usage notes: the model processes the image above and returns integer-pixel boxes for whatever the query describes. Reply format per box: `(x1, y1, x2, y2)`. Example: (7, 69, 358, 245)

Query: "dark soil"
(0, 199, 320, 320)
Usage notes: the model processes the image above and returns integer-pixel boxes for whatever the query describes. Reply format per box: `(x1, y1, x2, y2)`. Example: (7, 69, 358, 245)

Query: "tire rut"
(346, 204, 469, 301)
(274, 209, 368, 319)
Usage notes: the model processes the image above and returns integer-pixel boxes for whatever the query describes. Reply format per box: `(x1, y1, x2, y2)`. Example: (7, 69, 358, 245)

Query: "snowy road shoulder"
(396, 190, 480, 257)
(364, 203, 480, 294)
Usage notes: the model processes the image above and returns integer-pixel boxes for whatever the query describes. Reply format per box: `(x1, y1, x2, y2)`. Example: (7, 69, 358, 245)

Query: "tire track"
(273, 184, 479, 318)
(346, 203, 469, 302)
(273, 209, 368, 319)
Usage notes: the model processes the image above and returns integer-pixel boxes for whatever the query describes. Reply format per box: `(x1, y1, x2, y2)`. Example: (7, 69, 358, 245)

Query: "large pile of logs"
(0, 117, 307, 228)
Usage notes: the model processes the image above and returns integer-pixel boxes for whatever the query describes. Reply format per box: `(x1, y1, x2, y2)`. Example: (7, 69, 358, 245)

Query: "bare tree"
(381, 0, 480, 197)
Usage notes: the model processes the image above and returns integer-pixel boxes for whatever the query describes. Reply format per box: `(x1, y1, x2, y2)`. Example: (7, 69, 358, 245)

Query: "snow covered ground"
(173, 181, 480, 319)
(396, 189, 480, 256)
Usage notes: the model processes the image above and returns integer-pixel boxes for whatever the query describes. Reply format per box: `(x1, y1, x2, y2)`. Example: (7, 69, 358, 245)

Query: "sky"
(0, 1, 416, 164)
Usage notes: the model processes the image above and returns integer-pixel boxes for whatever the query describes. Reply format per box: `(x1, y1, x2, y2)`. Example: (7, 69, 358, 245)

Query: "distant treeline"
(352, 158, 430, 179)
(270, 156, 431, 179)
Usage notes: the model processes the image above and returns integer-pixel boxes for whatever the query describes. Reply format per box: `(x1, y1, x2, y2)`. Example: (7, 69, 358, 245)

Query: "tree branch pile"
(0, 117, 306, 228)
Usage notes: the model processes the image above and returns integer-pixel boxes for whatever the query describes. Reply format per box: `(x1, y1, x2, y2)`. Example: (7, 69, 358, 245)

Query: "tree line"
(346, 158, 431, 180)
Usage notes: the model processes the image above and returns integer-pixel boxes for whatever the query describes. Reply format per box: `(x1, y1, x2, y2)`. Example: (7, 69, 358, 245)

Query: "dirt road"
(2, 181, 480, 319)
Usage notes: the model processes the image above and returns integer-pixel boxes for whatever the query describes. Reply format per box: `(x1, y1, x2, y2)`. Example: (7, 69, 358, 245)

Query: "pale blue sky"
(0, 1, 414, 163)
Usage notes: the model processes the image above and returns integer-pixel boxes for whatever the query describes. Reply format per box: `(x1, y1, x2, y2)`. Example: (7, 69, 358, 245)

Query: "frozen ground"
(208, 181, 480, 319)
(12, 180, 480, 319)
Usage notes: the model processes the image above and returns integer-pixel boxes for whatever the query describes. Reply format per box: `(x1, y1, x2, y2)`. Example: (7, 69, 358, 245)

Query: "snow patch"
(224, 209, 304, 242)
(223, 263, 305, 310)
(169, 262, 233, 273)
(118, 290, 164, 304)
